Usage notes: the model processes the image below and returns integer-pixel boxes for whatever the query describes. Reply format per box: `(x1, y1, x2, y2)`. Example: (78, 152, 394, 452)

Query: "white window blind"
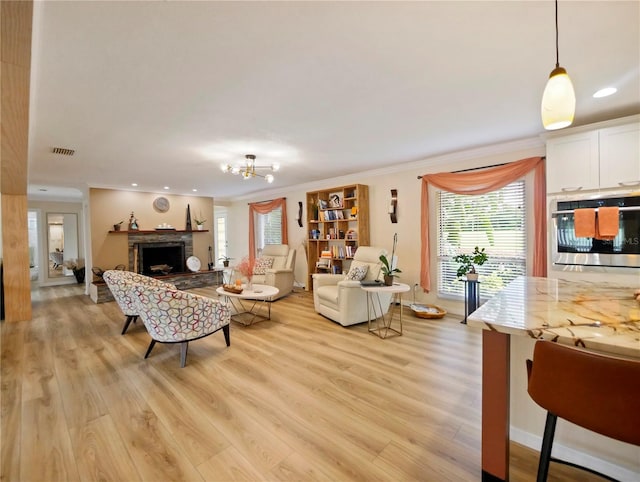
(437, 181, 526, 299)
(254, 207, 282, 255)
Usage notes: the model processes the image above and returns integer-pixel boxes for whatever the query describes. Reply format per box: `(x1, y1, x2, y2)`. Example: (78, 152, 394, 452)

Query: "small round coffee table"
(216, 284, 279, 325)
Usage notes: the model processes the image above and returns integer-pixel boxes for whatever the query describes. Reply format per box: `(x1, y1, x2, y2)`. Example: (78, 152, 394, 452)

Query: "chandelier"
(220, 154, 279, 183)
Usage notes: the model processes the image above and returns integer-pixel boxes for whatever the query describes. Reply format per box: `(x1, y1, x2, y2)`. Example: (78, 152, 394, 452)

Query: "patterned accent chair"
(103, 270, 177, 335)
(312, 246, 393, 326)
(132, 284, 231, 367)
(49, 251, 64, 269)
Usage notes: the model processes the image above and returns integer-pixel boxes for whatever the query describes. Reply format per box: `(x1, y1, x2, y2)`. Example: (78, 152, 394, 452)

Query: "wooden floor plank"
(196, 446, 269, 482)
(68, 414, 140, 481)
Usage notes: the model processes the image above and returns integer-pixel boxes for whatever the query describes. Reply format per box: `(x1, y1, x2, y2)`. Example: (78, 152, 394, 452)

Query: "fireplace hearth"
(136, 242, 186, 275)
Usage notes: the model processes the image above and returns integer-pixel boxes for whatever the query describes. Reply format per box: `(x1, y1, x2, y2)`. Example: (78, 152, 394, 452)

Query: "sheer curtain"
(248, 198, 288, 262)
(420, 156, 546, 293)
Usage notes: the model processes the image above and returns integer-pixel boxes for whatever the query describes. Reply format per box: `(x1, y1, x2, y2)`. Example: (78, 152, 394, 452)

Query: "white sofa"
(313, 246, 392, 326)
(251, 244, 296, 300)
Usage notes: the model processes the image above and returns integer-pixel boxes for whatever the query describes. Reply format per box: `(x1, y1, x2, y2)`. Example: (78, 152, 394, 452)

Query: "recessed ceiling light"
(38, 188, 48, 192)
(192, 188, 198, 192)
(593, 87, 617, 98)
(131, 183, 138, 187)
(163, 186, 170, 190)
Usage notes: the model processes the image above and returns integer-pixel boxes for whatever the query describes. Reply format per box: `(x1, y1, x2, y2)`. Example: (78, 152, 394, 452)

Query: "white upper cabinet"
(546, 131, 599, 193)
(546, 118, 640, 194)
(598, 123, 640, 189)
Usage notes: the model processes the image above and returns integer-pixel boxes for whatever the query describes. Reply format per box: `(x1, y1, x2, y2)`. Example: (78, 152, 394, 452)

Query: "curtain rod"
(417, 156, 546, 179)
(247, 197, 286, 205)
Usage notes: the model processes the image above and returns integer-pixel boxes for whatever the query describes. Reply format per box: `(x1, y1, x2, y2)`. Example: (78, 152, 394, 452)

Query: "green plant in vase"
(194, 212, 206, 230)
(219, 255, 233, 267)
(379, 233, 401, 286)
(453, 246, 488, 280)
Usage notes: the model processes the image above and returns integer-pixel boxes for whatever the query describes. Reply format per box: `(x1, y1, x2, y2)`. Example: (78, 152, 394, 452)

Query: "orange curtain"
(420, 156, 546, 293)
(248, 197, 288, 262)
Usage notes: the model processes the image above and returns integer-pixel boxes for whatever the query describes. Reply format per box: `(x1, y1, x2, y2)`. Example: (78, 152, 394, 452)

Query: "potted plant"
(194, 215, 206, 230)
(453, 246, 488, 280)
(219, 255, 233, 268)
(380, 254, 402, 286)
(379, 233, 401, 286)
(63, 259, 85, 284)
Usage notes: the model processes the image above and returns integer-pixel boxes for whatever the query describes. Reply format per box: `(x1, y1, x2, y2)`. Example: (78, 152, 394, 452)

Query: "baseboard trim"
(510, 427, 639, 482)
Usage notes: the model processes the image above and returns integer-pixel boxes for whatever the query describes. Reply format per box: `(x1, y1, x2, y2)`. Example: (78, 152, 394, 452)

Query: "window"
(254, 207, 282, 255)
(437, 180, 526, 299)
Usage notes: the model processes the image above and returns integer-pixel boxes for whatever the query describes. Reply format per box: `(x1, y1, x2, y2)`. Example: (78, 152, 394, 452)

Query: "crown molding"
(227, 136, 544, 203)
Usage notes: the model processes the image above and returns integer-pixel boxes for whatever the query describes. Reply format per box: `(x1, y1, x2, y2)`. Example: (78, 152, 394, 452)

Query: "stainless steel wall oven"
(551, 194, 640, 268)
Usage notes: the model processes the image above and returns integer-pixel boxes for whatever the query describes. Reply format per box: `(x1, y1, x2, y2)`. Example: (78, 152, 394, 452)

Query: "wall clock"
(153, 196, 170, 213)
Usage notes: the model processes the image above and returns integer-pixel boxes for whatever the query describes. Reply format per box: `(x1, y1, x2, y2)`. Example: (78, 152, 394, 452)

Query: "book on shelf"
(317, 209, 346, 222)
(345, 245, 357, 258)
(320, 250, 332, 258)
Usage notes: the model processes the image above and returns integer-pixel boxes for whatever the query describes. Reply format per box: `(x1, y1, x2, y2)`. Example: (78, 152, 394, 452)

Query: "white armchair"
(313, 246, 393, 326)
(251, 244, 296, 300)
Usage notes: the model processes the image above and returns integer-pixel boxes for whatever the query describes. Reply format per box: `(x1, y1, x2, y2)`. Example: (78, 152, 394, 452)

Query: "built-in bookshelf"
(306, 184, 369, 290)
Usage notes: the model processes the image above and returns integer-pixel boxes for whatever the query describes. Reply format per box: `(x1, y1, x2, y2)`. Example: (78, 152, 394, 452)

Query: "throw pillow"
(253, 256, 274, 275)
(346, 264, 368, 281)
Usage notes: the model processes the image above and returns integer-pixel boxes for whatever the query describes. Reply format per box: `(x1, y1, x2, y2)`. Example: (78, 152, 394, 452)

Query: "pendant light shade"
(541, 0, 575, 130)
(541, 66, 575, 130)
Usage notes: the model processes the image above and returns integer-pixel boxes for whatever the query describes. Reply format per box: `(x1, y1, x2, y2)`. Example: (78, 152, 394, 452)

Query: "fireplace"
(136, 242, 186, 275)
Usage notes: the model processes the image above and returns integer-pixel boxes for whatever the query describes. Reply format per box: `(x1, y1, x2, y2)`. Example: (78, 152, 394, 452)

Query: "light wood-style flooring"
(1, 285, 607, 481)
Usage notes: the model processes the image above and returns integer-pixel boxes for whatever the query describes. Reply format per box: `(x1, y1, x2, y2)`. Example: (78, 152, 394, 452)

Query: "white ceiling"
(27, 1, 640, 202)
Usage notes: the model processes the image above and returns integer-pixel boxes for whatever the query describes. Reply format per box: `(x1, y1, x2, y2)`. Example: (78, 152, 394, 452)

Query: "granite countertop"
(467, 276, 640, 358)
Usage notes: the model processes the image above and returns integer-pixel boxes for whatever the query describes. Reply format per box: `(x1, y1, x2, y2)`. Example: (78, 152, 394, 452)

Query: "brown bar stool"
(526, 341, 640, 482)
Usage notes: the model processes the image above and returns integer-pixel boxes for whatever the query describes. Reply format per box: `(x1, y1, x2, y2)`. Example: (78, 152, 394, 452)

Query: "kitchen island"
(467, 276, 640, 481)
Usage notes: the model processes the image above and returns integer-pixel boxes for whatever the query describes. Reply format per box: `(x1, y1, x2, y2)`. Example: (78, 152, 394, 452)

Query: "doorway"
(45, 212, 80, 284)
(214, 206, 228, 267)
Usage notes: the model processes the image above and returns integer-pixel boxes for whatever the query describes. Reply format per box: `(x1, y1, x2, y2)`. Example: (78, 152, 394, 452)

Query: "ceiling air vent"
(52, 147, 75, 156)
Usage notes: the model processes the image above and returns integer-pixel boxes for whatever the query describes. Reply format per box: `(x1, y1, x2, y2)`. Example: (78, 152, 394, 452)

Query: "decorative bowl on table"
(223, 284, 243, 294)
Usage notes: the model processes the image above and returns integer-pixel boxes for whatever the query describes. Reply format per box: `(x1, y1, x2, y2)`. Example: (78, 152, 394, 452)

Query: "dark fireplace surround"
(136, 241, 186, 275)
(127, 231, 194, 275)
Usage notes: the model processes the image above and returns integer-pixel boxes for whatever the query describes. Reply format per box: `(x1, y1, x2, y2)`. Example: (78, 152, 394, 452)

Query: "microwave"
(551, 193, 640, 269)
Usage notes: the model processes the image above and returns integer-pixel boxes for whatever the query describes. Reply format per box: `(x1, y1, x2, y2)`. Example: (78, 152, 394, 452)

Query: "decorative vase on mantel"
(185, 204, 193, 231)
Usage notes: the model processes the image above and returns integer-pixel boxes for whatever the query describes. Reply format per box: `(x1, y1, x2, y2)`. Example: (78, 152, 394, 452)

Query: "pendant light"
(541, 0, 575, 130)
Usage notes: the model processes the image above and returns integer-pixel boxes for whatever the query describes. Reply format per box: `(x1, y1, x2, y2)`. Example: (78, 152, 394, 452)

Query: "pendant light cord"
(554, 0, 560, 68)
